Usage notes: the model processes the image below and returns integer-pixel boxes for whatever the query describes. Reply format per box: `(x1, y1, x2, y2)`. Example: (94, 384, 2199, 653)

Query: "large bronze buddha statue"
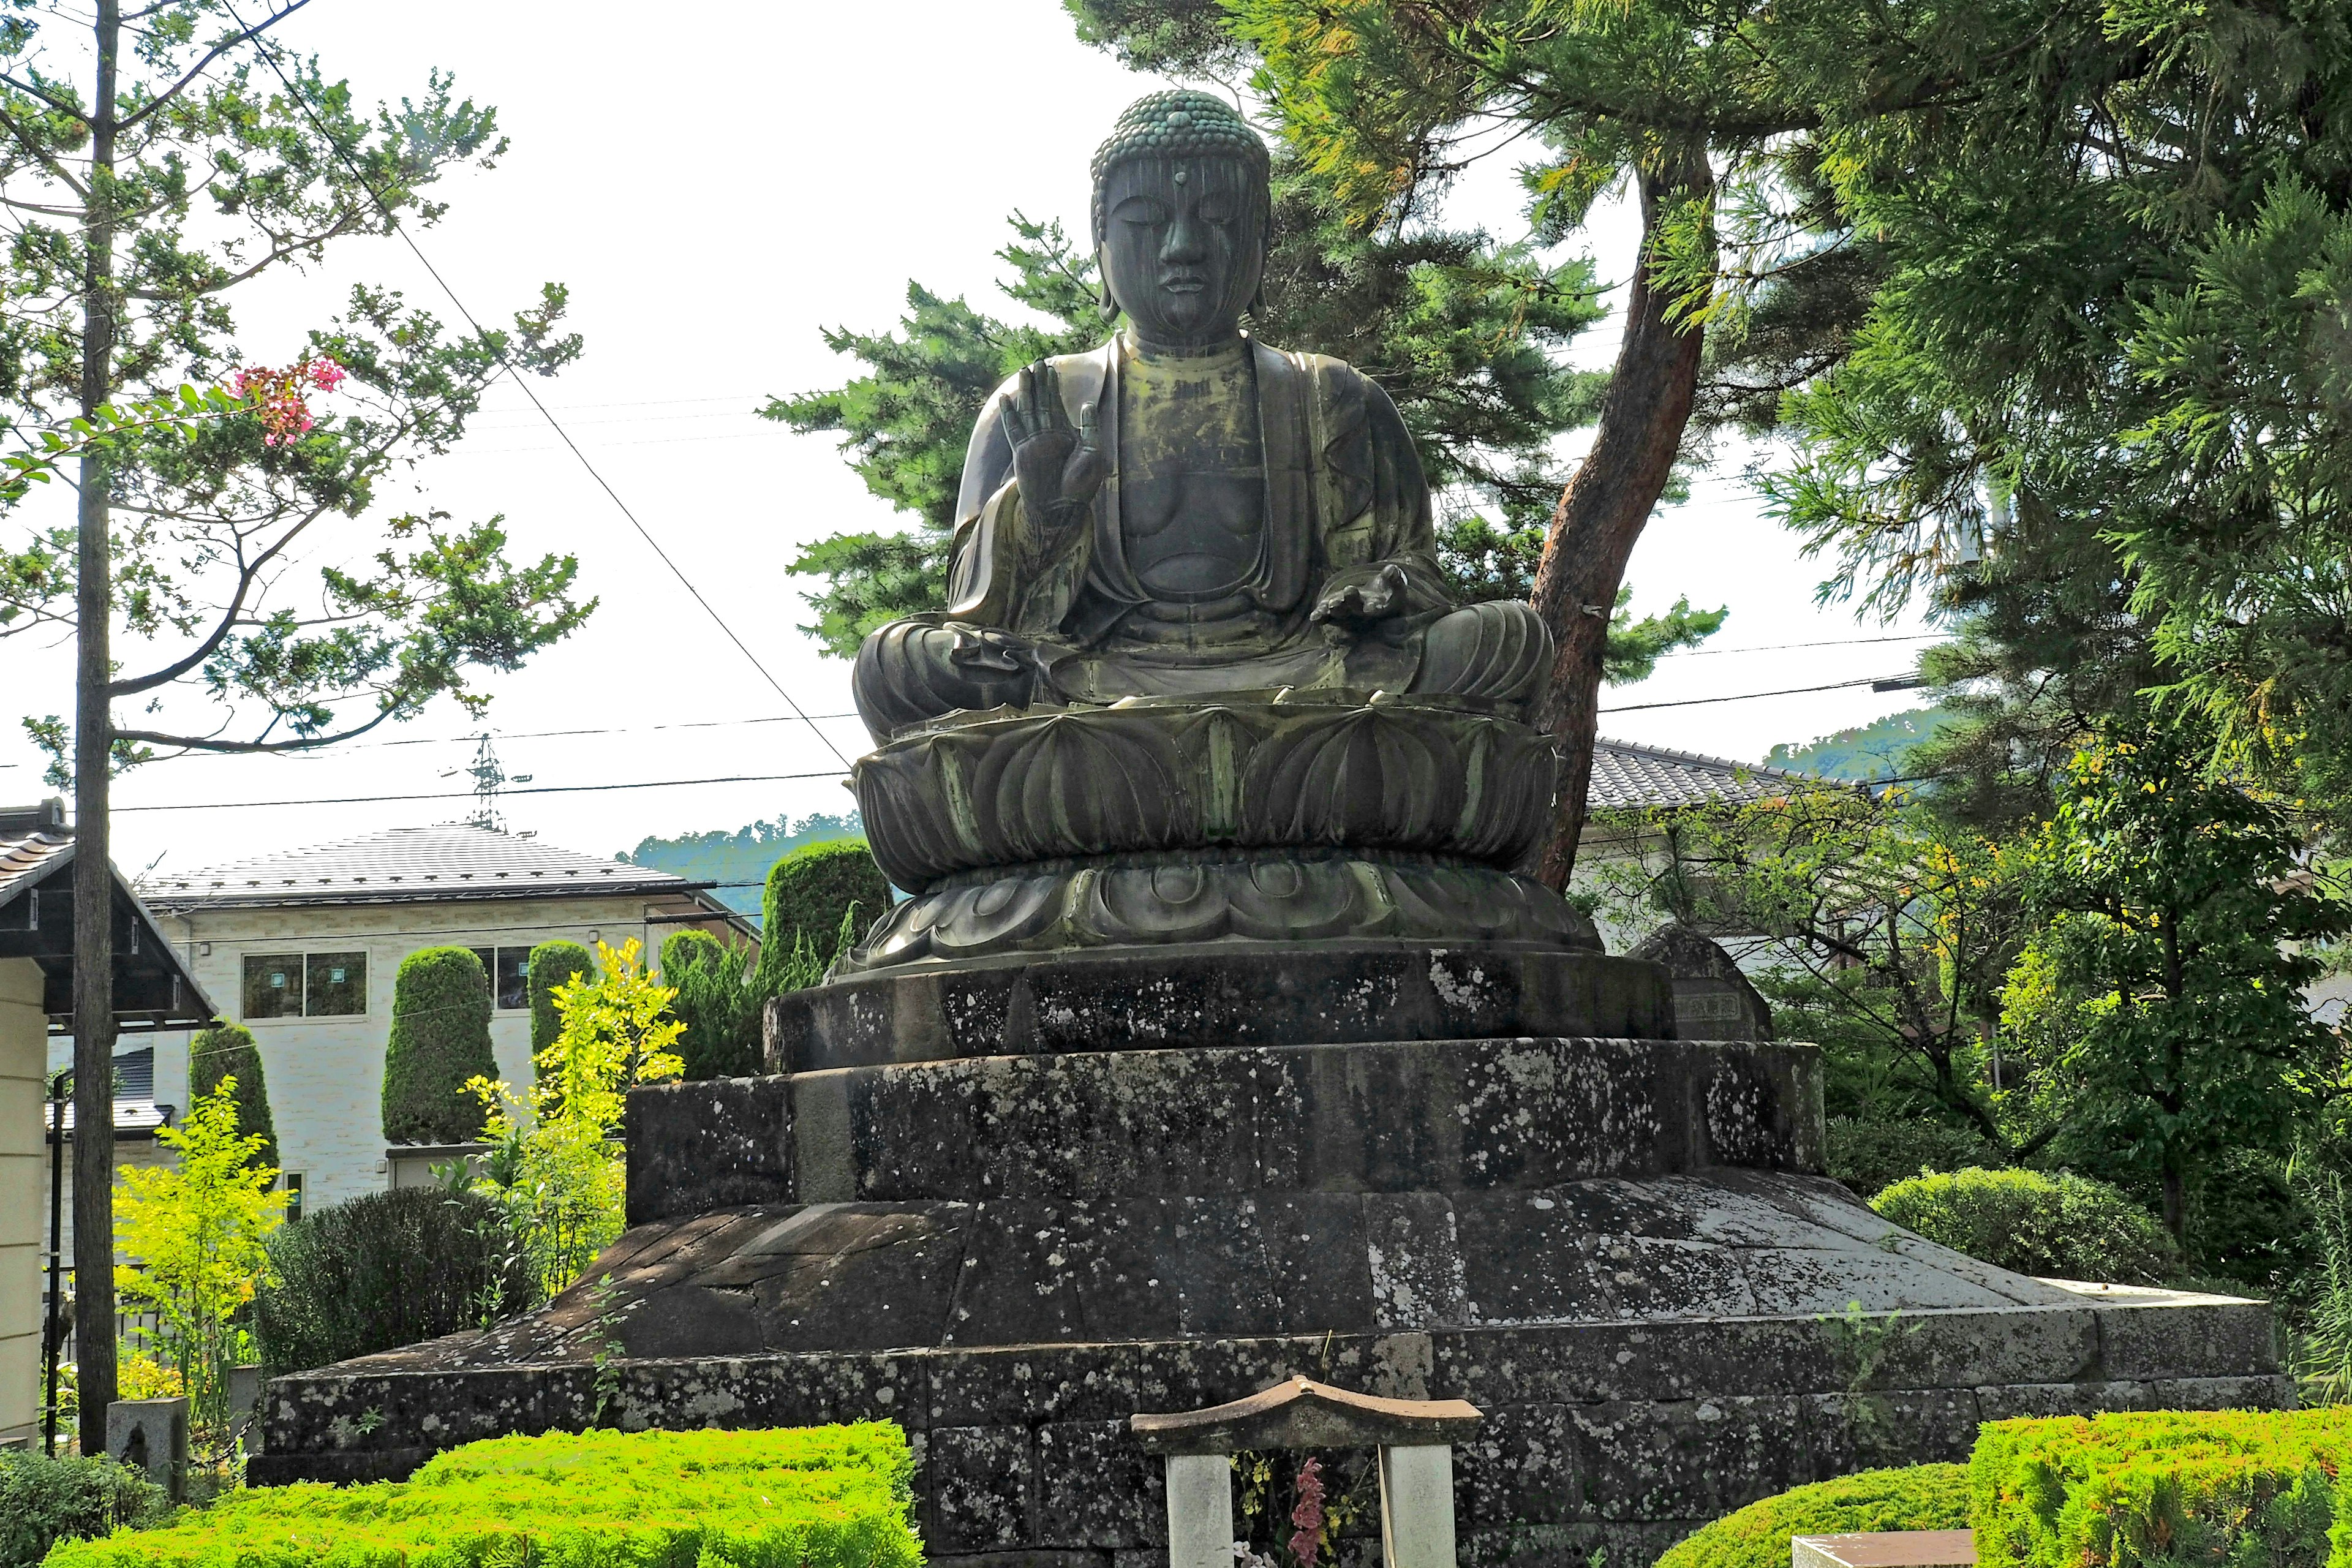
(829, 91, 1593, 976)
(851, 90, 1551, 741)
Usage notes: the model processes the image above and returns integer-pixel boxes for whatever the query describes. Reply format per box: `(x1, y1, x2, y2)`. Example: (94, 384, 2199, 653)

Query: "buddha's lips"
(1161, 275, 1207, 293)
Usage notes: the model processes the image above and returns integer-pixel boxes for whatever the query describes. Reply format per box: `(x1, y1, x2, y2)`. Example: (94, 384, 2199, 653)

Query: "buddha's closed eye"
(1115, 197, 1170, 225)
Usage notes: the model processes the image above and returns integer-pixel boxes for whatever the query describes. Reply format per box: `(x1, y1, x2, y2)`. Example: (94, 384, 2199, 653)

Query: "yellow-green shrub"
(1655, 1464, 1970, 1568)
(1972, 1408, 2352, 1568)
(44, 1424, 921, 1568)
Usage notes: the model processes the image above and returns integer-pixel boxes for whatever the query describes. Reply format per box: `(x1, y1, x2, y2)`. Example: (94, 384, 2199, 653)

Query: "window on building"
(305, 953, 366, 1016)
(241, 951, 367, 1020)
(241, 954, 304, 1020)
(467, 946, 533, 1011)
(282, 1172, 304, 1223)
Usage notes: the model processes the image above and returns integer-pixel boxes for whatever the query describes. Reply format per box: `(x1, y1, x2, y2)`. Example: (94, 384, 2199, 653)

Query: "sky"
(0, 0, 1939, 879)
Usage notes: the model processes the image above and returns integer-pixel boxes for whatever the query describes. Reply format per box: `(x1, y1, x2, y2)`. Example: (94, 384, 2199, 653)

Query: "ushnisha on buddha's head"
(1091, 90, 1272, 353)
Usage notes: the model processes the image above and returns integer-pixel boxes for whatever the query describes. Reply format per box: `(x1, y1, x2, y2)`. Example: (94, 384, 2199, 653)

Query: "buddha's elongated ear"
(1097, 247, 1120, 322)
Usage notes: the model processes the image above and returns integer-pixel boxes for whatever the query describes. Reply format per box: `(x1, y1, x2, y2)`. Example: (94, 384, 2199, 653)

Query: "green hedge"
(46, 1425, 921, 1568)
(187, 1020, 277, 1169)
(1872, 1166, 2176, 1284)
(1656, 1464, 1970, 1568)
(1973, 1408, 2352, 1568)
(662, 928, 761, 1079)
(526, 938, 595, 1056)
(756, 839, 889, 996)
(252, 1187, 529, 1374)
(0, 1450, 167, 1568)
(380, 946, 497, 1145)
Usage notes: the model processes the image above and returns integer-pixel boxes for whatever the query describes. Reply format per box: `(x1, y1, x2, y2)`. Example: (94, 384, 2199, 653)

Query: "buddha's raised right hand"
(1001, 363, 1106, 524)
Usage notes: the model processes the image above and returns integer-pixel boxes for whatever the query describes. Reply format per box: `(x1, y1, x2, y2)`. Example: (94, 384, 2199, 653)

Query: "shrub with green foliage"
(1873, 1167, 2176, 1284)
(526, 939, 595, 1055)
(47, 1424, 921, 1568)
(251, 1187, 527, 1374)
(0, 1450, 168, 1568)
(661, 928, 761, 1079)
(380, 946, 498, 1145)
(1826, 1117, 2004, 1199)
(1656, 1464, 1969, 1568)
(756, 839, 889, 996)
(1973, 1409, 2352, 1568)
(186, 1020, 276, 1169)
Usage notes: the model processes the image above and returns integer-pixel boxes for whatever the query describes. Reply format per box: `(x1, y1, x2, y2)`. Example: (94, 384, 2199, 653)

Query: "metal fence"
(48, 1264, 165, 1364)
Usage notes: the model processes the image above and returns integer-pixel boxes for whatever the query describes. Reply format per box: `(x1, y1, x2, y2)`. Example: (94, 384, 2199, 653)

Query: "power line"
(219, 0, 850, 771)
(1655, 632, 1942, 660)
(115, 768, 850, 814)
(1600, 674, 1920, 714)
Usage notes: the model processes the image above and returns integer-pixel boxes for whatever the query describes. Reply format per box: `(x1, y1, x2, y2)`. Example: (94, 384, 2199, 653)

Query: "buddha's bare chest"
(1117, 372, 1265, 600)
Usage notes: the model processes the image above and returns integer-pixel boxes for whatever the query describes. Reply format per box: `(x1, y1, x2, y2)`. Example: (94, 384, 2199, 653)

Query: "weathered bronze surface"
(850, 91, 1551, 739)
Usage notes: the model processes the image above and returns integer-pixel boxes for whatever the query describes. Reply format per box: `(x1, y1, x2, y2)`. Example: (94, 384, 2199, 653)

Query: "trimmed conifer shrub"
(755, 839, 888, 997)
(1654, 1464, 1969, 1568)
(380, 946, 497, 1145)
(660, 929, 760, 1080)
(186, 1020, 277, 1170)
(45, 1426, 920, 1568)
(252, 1187, 526, 1374)
(526, 940, 595, 1057)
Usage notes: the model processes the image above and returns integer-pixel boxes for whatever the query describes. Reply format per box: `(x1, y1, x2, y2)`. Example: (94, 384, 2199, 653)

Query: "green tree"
(382, 947, 497, 1145)
(755, 840, 890, 997)
(113, 1078, 287, 1466)
(469, 939, 681, 1302)
(526, 940, 595, 1057)
(1754, 4, 2352, 822)
(1590, 786, 2030, 1145)
(186, 1021, 275, 1170)
(2000, 720, 2352, 1246)
(0, 2, 592, 1447)
(658, 929, 760, 1080)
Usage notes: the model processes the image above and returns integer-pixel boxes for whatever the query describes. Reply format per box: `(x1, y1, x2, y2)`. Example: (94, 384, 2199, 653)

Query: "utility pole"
(70, 0, 124, 1459)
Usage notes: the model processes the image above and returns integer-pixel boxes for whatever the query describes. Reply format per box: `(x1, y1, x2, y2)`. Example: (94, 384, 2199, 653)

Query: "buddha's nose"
(1160, 211, 1207, 266)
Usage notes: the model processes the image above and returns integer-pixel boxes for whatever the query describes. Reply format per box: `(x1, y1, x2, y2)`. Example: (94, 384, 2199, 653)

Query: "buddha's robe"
(852, 333, 1550, 740)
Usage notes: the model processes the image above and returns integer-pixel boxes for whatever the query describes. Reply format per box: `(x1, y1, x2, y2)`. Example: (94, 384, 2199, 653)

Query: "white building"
(47, 824, 752, 1218)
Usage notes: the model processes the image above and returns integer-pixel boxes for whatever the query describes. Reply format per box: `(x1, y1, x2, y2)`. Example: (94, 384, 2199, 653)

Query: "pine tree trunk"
(72, 0, 120, 1460)
(1529, 148, 1714, 891)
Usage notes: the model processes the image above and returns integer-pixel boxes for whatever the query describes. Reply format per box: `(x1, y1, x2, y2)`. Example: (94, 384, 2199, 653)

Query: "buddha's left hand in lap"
(1310, 563, 1412, 638)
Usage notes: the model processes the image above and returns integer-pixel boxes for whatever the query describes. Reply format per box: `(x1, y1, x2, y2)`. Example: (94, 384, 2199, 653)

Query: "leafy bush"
(756, 839, 888, 996)
(1655, 1464, 1969, 1568)
(46, 1425, 921, 1568)
(1872, 1166, 2176, 1284)
(661, 929, 761, 1079)
(472, 939, 680, 1302)
(0, 1450, 169, 1568)
(381, 946, 497, 1144)
(526, 938, 595, 1055)
(186, 1020, 276, 1169)
(1826, 1116, 2004, 1199)
(252, 1187, 527, 1373)
(1973, 1409, 2352, 1568)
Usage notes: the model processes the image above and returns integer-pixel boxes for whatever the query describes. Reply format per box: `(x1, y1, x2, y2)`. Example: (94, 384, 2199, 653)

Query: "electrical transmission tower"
(447, 734, 531, 834)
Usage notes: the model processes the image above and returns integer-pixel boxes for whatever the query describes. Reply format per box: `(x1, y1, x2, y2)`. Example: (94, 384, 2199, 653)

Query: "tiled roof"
(0, 801, 74, 906)
(1589, 738, 1844, 812)
(145, 823, 701, 910)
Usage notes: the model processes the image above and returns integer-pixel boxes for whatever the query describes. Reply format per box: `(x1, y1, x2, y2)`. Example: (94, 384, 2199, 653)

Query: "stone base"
(255, 1180, 2286, 1565)
(769, 944, 1672, 1070)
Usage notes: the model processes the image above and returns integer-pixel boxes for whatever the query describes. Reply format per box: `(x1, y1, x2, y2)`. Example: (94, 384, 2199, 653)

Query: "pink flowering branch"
(227, 353, 347, 446)
(1288, 1457, 1326, 1568)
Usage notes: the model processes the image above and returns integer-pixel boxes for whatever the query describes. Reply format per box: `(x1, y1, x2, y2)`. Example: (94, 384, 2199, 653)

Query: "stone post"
(1133, 1376, 1483, 1568)
(106, 1396, 186, 1500)
(1163, 1452, 1238, 1568)
(1378, 1443, 1460, 1568)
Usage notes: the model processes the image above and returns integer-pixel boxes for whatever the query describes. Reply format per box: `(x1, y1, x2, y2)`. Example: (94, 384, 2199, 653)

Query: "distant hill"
(616, 812, 865, 923)
(1766, 707, 1954, 782)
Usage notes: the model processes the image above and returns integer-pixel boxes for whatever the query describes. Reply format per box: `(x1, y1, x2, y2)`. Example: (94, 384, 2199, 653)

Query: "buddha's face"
(1097, 155, 1266, 348)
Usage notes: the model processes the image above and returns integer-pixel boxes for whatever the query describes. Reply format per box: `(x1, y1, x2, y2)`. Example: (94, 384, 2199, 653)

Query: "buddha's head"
(1091, 91, 1271, 349)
